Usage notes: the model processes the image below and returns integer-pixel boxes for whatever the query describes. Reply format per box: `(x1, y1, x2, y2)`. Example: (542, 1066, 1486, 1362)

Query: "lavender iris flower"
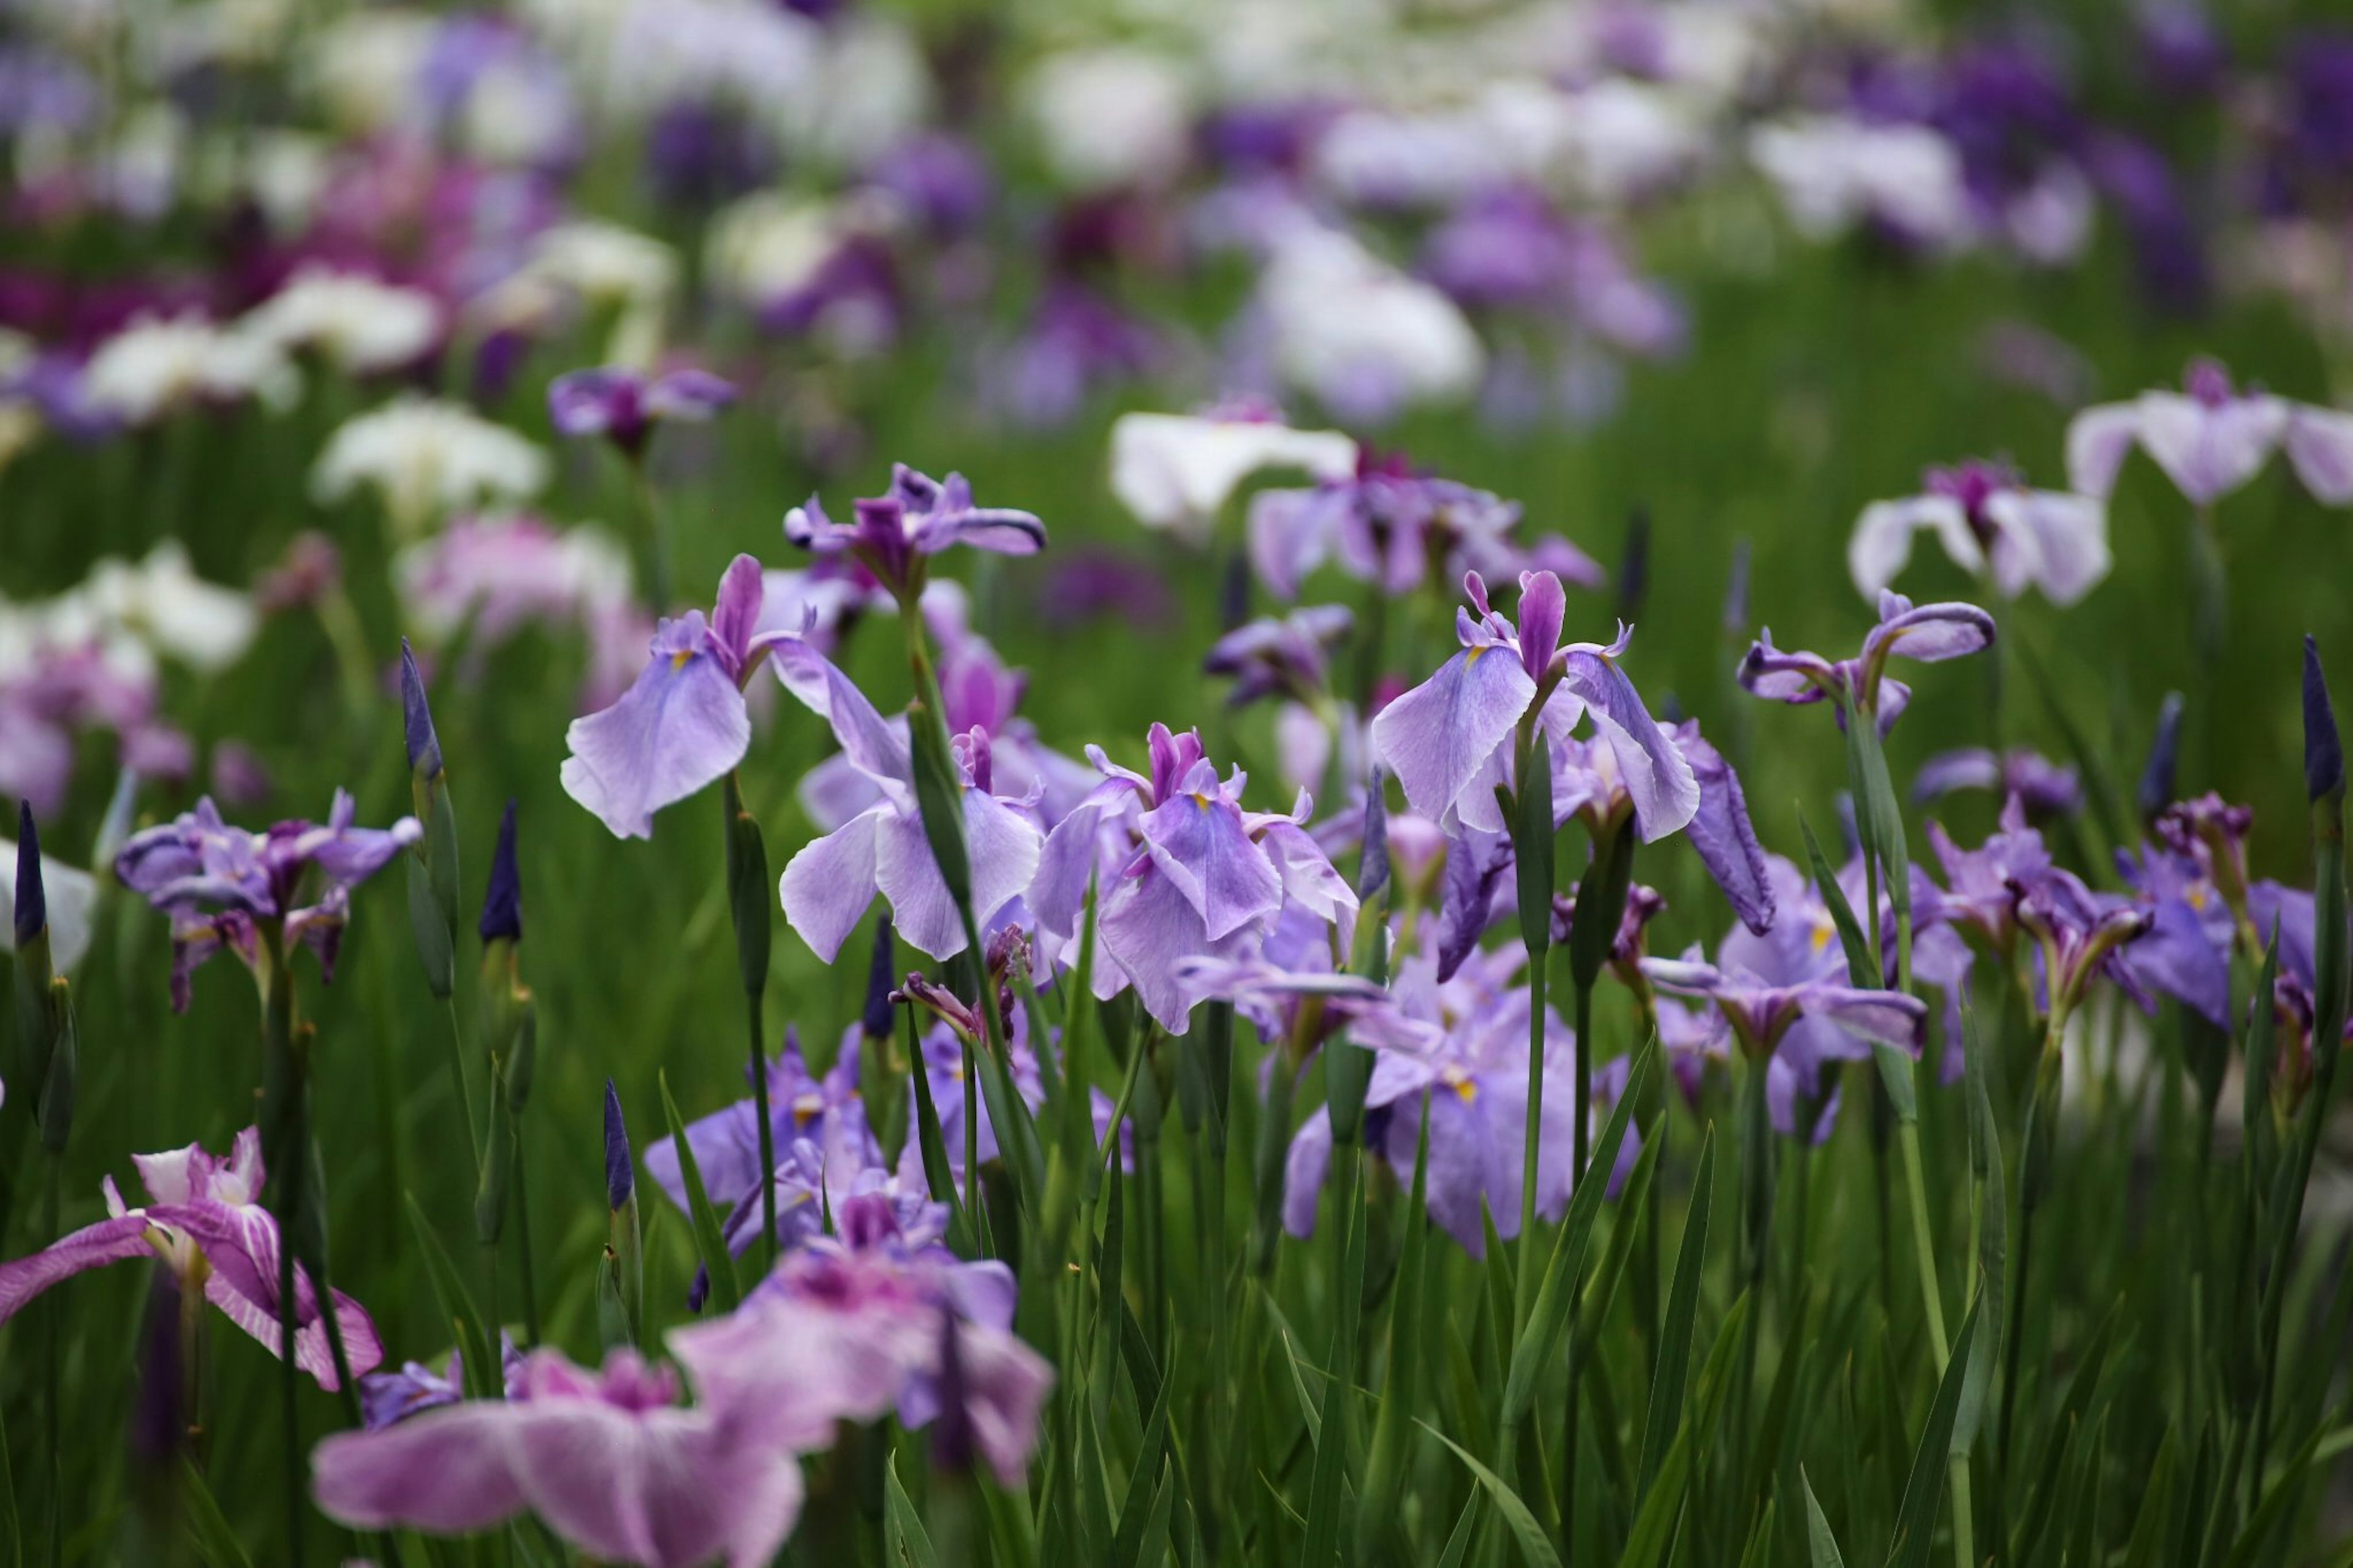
(1371, 569, 1698, 841)
(784, 464, 1045, 603)
(894, 1008, 1124, 1199)
(2012, 866, 2159, 1024)
(1276, 944, 1578, 1254)
(548, 366, 737, 458)
(1203, 606, 1354, 709)
(0, 1129, 382, 1389)
(1850, 458, 2109, 605)
(313, 1346, 805, 1568)
(1246, 452, 1604, 602)
(677, 1193, 1055, 1487)
(113, 791, 421, 1010)
(773, 637, 1044, 963)
(1739, 588, 1996, 736)
(560, 556, 794, 840)
(360, 1336, 527, 1431)
(1918, 794, 2055, 955)
(1914, 748, 2083, 817)
(2067, 357, 2353, 508)
(1028, 724, 1358, 1032)
(794, 620, 1095, 834)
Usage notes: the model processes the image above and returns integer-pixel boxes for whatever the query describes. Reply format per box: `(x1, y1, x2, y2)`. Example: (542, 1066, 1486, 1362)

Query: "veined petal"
(769, 638, 914, 804)
(1281, 1110, 1334, 1238)
(1805, 985, 1927, 1053)
(1558, 651, 1698, 841)
(1678, 724, 1774, 934)
(1137, 782, 1282, 941)
(1368, 646, 1535, 828)
(560, 623, 751, 840)
(0, 1213, 156, 1325)
(780, 810, 884, 963)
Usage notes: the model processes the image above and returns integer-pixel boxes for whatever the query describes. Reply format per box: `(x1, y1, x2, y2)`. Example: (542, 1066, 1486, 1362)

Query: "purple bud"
(14, 800, 44, 949)
(400, 638, 442, 781)
(1615, 504, 1650, 626)
(479, 798, 522, 944)
(931, 1307, 974, 1473)
(863, 915, 897, 1039)
(2138, 692, 2184, 822)
(1219, 550, 1252, 633)
(1358, 770, 1391, 902)
(2307, 635, 2343, 803)
(603, 1078, 634, 1211)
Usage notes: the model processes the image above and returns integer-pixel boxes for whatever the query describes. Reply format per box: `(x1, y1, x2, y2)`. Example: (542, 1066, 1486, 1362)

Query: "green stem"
(1563, 974, 1593, 1553)
(443, 997, 482, 1180)
(42, 1160, 61, 1568)
(1900, 1123, 1950, 1364)
(628, 456, 671, 610)
(746, 978, 777, 1274)
(512, 1129, 541, 1347)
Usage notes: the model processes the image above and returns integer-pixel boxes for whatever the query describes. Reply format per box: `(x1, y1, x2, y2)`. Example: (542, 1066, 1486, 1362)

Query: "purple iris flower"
(0, 1128, 382, 1390)
(1915, 748, 2083, 817)
(2248, 879, 2353, 1098)
(868, 134, 993, 237)
(681, 1193, 1054, 1487)
(1371, 569, 1697, 842)
(892, 1007, 1124, 1199)
(1738, 588, 1996, 736)
(313, 1345, 805, 1567)
(1278, 944, 1578, 1254)
(794, 619, 1095, 836)
(1850, 458, 2109, 606)
(996, 282, 1164, 430)
(113, 791, 421, 1010)
(360, 1335, 527, 1431)
(1028, 724, 1358, 1033)
(2067, 357, 2353, 509)
(560, 556, 794, 840)
(772, 637, 1044, 963)
(1203, 606, 1354, 709)
(2010, 867, 2159, 1025)
(547, 366, 737, 458)
(783, 464, 1045, 604)
(1918, 794, 2053, 955)
(1246, 452, 1603, 602)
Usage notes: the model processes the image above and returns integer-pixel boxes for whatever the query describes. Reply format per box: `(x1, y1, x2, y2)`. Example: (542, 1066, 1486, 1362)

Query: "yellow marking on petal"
(1449, 1074, 1479, 1104)
(1192, 792, 1213, 812)
(670, 649, 694, 670)
(2189, 885, 2209, 910)
(1811, 920, 1835, 955)
(1466, 645, 1487, 665)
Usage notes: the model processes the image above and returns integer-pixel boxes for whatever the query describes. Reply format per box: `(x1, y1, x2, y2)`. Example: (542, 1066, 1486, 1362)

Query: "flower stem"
(512, 1130, 541, 1347)
(42, 1157, 61, 1568)
(746, 971, 778, 1275)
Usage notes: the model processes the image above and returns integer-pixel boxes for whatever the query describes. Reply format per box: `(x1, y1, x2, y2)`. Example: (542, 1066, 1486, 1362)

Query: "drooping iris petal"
(312, 1349, 804, 1568)
(1135, 770, 1284, 942)
(2286, 406, 2353, 505)
(779, 811, 884, 963)
(1981, 489, 2110, 605)
(1556, 651, 1698, 842)
(1848, 494, 1982, 599)
(1677, 725, 1774, 934)
(560, 616, 750, 840)
(1101, 862, 1248, 1033)
(1368, 642, 1535, 831)
(2133, 389, 2288, 506)
(2065, 401, 2142, 499)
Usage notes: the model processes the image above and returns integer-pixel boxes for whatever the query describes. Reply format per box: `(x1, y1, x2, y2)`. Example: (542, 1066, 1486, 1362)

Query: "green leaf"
(1417, 1422, 1566, 1568)
(1843, 703, 1909, 924)
(1300, 1156, 1368, 1568)
(2241, 931, 2284, 1187)
(404, 1191, 497, 1401)
(2120, 1427, 2178, 1568)
(1953, 1009, 2003, 1460)
(1802, 1468, 1847, 1568)
(907, 1004, 972, 1253)
(180, 1456, 259, 1568)
(1620, 1290, 1754, 1568)
(885, 1453, 941, 1568)
(1798, 812, 1915, 1121)
(1434, 1493, 1482, 1568)
(1355, 1100, 1431, 1561)
(1110, 1373, 1174, 1568)
(1503, 1039, 1657, 1425)
(658, 1070, 743, 1312)
(1513, 737, 1557, 963)
(970, 1025, 1045, 1215)
(1886, 1299, 1980, 1568)
(1637, 1124, 1715, 1502)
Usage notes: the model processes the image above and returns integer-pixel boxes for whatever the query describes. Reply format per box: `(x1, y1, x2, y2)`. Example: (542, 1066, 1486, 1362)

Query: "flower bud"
(2306, 635, 2343, 806)
(2137, 692, 2184, 825)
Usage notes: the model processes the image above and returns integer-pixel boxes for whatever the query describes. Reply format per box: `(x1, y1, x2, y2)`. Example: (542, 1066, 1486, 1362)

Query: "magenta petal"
(0, 1214, 155, 1325)
(708, 555, 767, 676)
(169, 1202, 383, 1388)
(1514, 570, 1566, 686)
(1368, 646, 1536, 829)
(560, 619, 752, 840)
